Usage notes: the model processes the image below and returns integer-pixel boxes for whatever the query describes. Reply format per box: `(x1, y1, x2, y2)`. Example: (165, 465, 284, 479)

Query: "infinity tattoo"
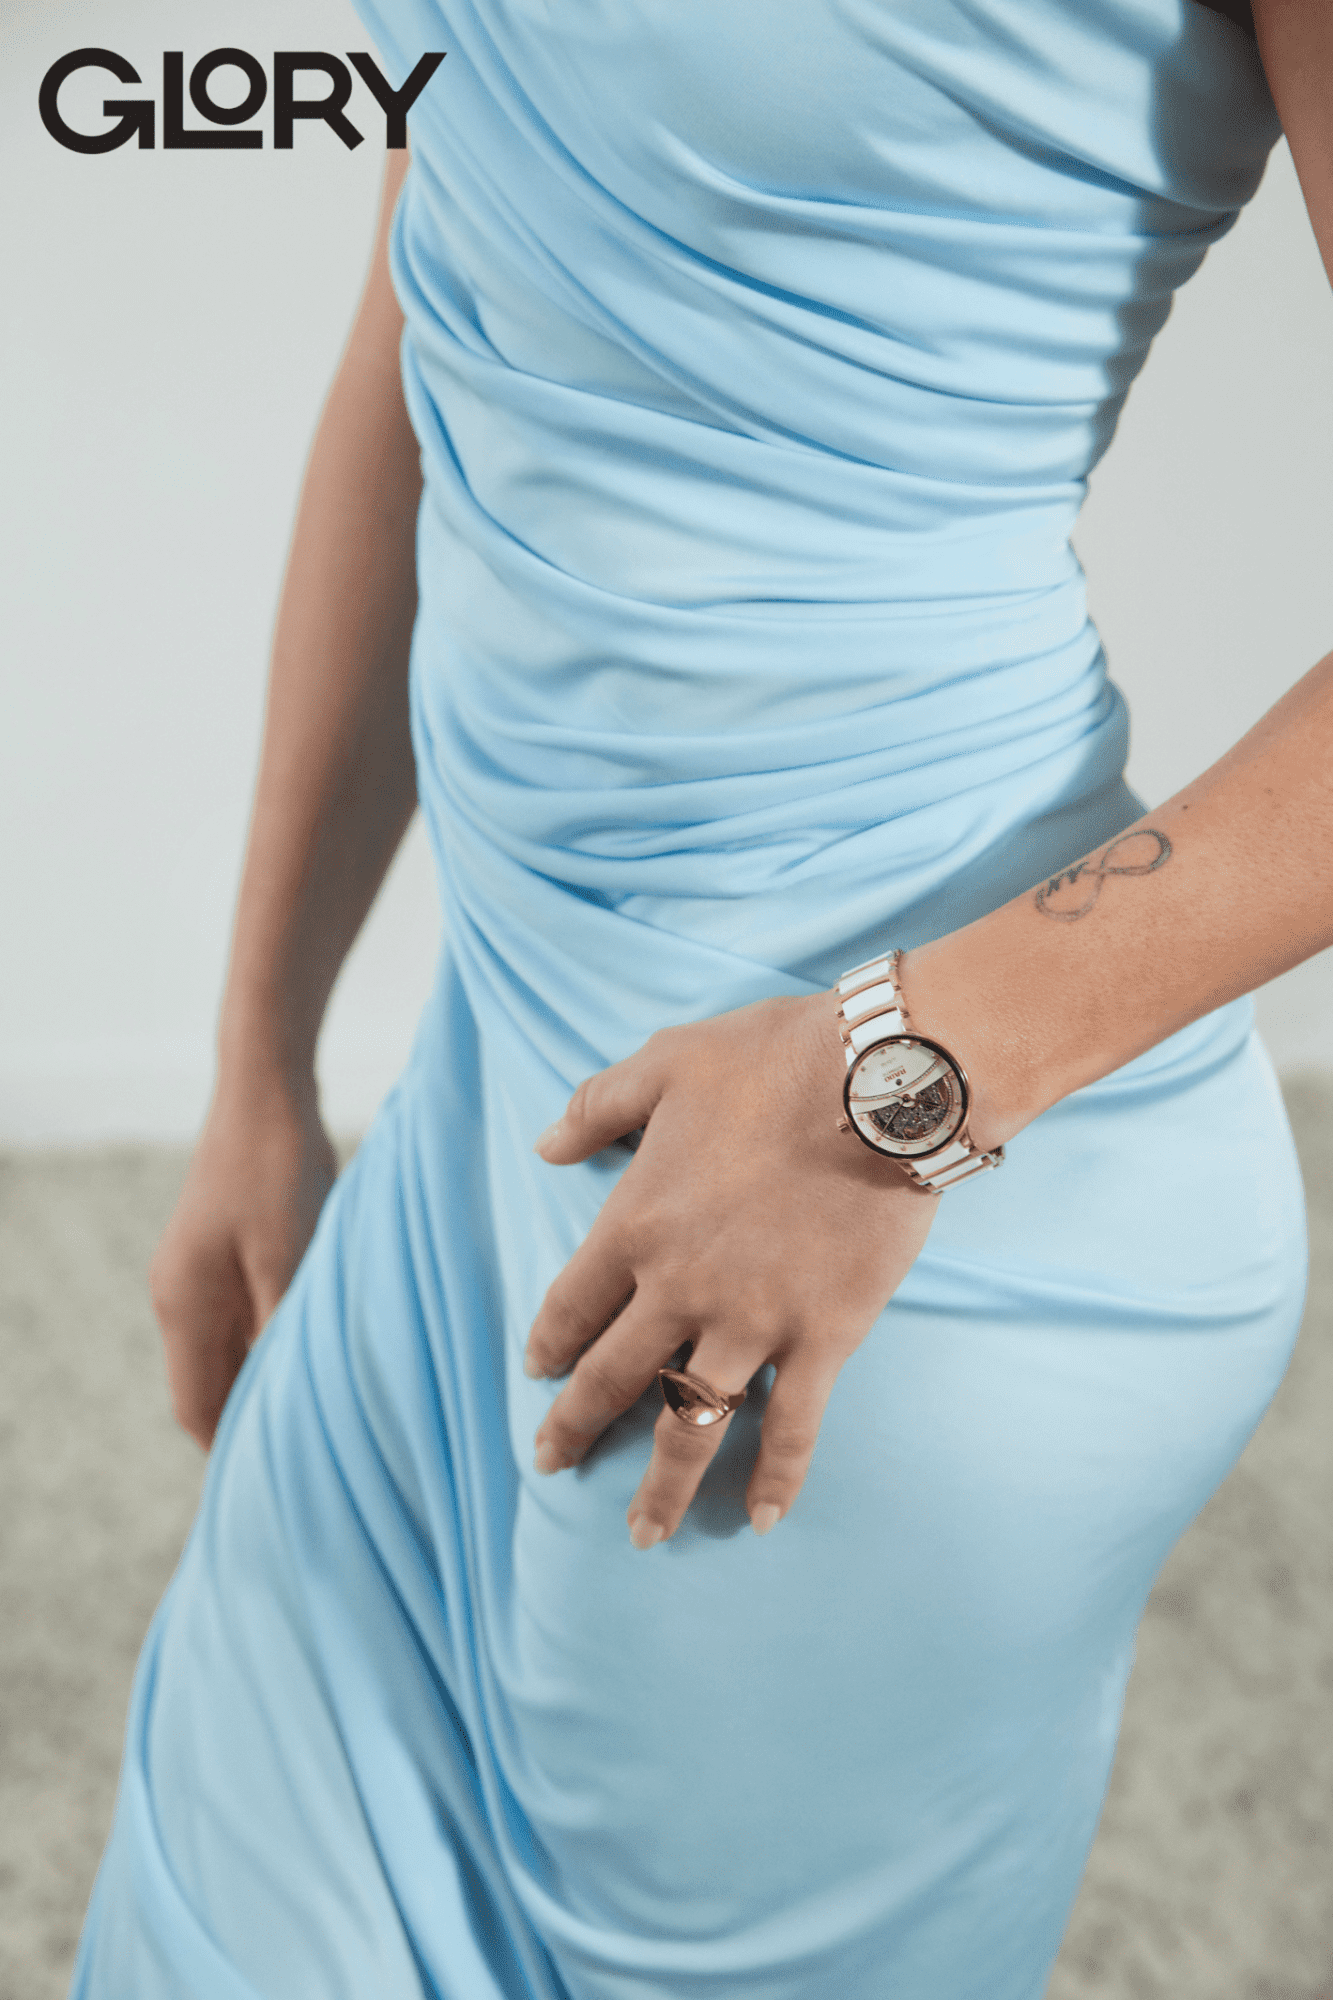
(1034, 828, 1172, 921)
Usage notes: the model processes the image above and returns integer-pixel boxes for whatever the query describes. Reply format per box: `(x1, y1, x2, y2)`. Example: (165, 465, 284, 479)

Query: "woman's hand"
(149, 1064, 338, 1449)
(524, 991, 941, 1546)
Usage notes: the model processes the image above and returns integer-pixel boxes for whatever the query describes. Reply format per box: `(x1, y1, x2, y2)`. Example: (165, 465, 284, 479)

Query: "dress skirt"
(70, 947, 1306, 1999)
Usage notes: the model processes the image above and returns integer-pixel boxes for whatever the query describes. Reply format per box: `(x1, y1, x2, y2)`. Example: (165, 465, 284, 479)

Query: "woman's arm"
(527, 13, 1333, 1544)
(219, 148, 420, 1086)
(150, 151, 421, 1447)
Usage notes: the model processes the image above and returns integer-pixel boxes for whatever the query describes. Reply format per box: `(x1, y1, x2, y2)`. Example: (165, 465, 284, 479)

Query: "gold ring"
(657, 1367, 746, 1428)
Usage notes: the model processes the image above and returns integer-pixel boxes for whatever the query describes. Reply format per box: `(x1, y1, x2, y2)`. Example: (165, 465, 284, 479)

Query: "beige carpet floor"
(2, 1080, 1331, 2000)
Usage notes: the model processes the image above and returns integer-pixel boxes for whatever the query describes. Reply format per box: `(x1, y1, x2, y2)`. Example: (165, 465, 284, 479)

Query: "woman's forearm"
(217, 153, 421, 1092)
(903, 646, 1333, 1149)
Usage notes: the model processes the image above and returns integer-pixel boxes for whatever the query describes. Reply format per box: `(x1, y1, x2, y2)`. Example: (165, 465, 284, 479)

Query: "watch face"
(844, 1037, 968, 1157)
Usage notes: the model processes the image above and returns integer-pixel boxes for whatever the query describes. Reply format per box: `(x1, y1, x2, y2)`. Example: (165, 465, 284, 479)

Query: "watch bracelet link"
(834, 949, 1004, 1192)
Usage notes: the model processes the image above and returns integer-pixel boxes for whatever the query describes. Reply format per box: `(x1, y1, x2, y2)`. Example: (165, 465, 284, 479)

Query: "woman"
(73, 1, 1332, 1995)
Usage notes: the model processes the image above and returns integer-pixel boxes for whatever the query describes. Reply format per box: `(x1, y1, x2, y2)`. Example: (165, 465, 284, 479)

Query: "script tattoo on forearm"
(1034, 828, 1172, 921)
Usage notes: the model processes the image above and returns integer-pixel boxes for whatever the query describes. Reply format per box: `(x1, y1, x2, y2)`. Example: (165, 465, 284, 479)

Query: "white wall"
(3, 1, 1331, 1147)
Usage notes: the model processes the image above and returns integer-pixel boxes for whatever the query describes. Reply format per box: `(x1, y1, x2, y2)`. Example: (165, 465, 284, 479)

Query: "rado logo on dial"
(39, 47, 446, 153)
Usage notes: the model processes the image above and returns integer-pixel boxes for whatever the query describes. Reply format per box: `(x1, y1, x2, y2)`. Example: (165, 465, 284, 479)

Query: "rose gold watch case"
(841, 1033, 973, 1162)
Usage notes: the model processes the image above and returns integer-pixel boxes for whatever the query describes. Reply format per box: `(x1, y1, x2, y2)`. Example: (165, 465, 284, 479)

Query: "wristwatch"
(833, 949, 1004, 1192)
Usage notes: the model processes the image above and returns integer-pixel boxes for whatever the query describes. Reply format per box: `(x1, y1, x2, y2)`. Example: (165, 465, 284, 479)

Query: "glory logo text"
(39, 48, 446, 154)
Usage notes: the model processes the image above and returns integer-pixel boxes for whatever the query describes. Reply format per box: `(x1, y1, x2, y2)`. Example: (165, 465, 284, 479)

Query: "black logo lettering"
(39, 48, 155, 154)
(346, 52, 446, 148)
(39, 49, 447, 153)
(273, 53, 363, 151)
(164, 49, 266, 150)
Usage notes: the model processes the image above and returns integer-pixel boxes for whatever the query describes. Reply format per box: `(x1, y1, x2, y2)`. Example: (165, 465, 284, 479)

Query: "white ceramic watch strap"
(912, 1142, 996, 1191)
(837, 957, 907, 1063)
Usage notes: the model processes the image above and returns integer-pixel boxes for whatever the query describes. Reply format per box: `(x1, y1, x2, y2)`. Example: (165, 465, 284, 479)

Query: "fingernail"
(522, 1351, 545, 1378)
(750, 1503, 782, 1537)
(533, 1122, 563, 1154)
(629, 1516, 665, 1550)
(534, 1442, 563, 1475)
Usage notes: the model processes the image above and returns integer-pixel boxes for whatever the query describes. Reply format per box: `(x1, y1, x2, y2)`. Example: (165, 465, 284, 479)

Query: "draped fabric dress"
(73, 4, 1309, 1996)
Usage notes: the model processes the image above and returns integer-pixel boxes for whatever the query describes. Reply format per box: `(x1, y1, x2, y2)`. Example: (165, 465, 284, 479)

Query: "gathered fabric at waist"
(407, 475, 1148, 1000)
(414, 465, 1129, 805)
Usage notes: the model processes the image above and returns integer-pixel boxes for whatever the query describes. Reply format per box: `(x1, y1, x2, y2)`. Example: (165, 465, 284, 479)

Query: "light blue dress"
(73, 4, 1308, 1995)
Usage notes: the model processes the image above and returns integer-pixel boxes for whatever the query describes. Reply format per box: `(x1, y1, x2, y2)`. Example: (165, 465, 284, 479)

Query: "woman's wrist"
(886, 936, 1062, 1157)
(215, 987, 323, 1118)
(817, 937, 1046, 1169)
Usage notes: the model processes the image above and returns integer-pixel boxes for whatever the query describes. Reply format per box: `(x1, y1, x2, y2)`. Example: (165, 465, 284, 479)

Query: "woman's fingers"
(150, 1225, 255, 1449)
(534, 1037, 671, 1164)
(531, 1278, 844, 1546)
(524, 1224, 637, 1383)
(626, 1344, 838, 1546)
(624, 1331, 769, 1547)
(742, 1355, 837, 1536)
(532, 1294, 675, 1472)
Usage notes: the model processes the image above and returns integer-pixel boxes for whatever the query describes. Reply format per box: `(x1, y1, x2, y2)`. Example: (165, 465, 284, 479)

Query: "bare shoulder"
(1252, 0, 1333, 284)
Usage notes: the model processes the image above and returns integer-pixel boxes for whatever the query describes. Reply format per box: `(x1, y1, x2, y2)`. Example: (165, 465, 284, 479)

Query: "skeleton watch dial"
(844, 1036, 968, 1158)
